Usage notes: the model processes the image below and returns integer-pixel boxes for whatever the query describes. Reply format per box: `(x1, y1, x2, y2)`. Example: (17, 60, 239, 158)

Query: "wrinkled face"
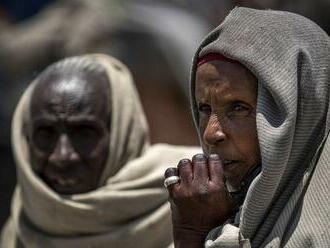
(27, 74, 110, 194)
(195, 60, 260, 190)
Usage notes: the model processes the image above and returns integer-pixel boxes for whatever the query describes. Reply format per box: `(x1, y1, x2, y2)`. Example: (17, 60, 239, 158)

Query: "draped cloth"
(189, 7, 330, 248)
(1, 54, 200, 248)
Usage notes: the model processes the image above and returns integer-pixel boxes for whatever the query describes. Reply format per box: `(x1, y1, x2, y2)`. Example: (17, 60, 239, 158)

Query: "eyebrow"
(32, 116, 57, 126)
(32, 115, 101, 124)
(65, 115, 99, 123)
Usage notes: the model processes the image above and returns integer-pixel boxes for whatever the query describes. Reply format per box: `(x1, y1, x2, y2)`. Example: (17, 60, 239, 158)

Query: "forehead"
(30, 75, 109, 119)
(195, 61, 257, 101)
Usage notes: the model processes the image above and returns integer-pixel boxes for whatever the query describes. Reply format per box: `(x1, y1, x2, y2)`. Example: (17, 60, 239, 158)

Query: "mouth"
(222, 159, 239, 167)
(46, 175, 81, 188)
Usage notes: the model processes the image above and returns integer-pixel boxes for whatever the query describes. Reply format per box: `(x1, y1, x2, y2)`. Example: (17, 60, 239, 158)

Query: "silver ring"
(164, 176, 180, 188)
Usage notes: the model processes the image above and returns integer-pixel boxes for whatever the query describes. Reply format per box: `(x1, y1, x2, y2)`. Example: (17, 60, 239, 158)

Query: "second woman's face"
(195, 60, 260, 190)
(28, 75, 110, 195)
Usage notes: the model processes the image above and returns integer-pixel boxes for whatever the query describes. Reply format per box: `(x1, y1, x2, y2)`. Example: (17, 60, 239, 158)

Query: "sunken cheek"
(230, 115, 258, 156)
(30, 146, 49, 172)
(90, 136, 108, 161)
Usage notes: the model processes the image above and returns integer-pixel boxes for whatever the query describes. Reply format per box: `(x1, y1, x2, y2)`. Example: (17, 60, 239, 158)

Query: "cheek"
(29, 146, 49, 172)
(198, 115, 209, 145)
(88, 134, 109, 163)
(86, 136, 109, 182)
(229, 117, 259, 160)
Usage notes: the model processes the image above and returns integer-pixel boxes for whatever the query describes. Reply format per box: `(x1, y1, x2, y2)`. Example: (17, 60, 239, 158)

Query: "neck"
(229, 164, 261, 207)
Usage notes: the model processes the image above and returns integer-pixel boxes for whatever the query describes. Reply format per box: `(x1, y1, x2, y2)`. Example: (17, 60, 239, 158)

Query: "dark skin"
(166, 60, 260, 247)
(25, 71, 110, 195)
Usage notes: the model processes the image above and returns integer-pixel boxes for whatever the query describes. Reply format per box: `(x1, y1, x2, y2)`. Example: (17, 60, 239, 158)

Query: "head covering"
(1, 54, 200, 248)
(190, 7, 330, 247)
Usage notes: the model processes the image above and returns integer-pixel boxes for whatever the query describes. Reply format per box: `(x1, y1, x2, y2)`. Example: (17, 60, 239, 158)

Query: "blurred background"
(1, 0, 330, 229)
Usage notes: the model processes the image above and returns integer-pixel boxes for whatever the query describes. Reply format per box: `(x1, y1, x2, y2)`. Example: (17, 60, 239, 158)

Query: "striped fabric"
(190, 7, 330, 247)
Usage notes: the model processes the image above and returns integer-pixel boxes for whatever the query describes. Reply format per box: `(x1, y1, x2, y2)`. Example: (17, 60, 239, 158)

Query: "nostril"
(69, 152, 80, 162)
(49, 151, 79, 168)
(49, 149, 70, 164)
(203, 124, 226, 146)
(215, 130, 226, 142)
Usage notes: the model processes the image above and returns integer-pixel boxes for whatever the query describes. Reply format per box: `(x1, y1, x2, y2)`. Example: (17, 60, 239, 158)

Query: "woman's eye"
(229, 102, 251, 116)
(233, 103, 248, 111)
(198, 103, 211, 114)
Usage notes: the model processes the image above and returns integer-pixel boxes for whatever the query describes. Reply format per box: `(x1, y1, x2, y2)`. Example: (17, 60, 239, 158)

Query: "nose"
(49, 134, 79, 168)
(203, 114, 227, 147)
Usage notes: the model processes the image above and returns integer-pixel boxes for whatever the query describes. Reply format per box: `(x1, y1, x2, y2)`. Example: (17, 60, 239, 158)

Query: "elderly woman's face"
(27, 75, 110, 194)
(195, 60, 260, 190)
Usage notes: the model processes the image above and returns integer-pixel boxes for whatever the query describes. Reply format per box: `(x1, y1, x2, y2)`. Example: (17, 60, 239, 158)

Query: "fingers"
(177, 159, 193, 184)
(164, 167, 178, 178)
(164, 154, 224, 189)
(164, 167, 180, 192)
(208, 154, 224, 183)
(192, 154, 209, 184)
(164, 154, 237, 229)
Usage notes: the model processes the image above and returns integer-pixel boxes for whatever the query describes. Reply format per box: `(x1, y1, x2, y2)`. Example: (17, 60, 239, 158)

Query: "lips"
(208, 152, 238, 166)
(44, 173, 81, 188)
(51, 177, 79, 187)
(222, 159, 238, 166)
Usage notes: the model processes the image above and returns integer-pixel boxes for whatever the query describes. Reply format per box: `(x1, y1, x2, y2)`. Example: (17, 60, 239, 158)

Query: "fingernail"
(180, 159, 190, 165)
(193, 154, 206, 161)
(209, 154, 220, 161)
(164, 167, 178, 178)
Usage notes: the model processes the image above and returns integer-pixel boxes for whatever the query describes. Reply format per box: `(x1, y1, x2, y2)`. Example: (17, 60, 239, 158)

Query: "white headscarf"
(1, 54, 200, 248)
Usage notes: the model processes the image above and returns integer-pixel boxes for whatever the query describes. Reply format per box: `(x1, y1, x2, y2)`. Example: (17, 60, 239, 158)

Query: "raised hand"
(164, 153, 238, 247)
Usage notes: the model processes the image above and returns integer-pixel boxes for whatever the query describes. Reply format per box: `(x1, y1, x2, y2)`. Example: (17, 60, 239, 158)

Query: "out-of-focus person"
(0, 0, 211, 229)
(1, 54, 200, 248)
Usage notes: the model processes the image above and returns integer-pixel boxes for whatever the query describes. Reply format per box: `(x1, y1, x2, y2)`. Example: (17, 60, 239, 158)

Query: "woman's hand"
(165, 154, 238, 248)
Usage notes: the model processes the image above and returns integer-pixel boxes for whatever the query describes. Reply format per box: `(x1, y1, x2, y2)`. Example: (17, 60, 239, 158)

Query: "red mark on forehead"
(197, 53, 240, 67)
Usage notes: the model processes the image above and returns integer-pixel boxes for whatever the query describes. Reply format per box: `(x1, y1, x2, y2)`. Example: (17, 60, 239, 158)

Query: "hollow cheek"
(30, 147, 49, 172)
(88, 136, 109, 170)
(86, 149, 108, 187)
(229, 117, 259, 161)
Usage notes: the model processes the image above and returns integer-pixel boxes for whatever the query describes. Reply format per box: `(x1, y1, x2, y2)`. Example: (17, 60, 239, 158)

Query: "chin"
(46, 181, 90, 195)
(51, 185, 80, 195)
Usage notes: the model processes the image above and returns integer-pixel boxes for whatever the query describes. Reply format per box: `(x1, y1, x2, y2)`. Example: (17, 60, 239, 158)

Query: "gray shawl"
(0, 54, 200, 248)
(190, 7, 330, 248)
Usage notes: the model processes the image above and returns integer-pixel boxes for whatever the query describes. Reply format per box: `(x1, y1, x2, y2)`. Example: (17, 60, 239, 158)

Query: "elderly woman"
(164, 7, 330, 247)
(1, 54, 199, 248)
